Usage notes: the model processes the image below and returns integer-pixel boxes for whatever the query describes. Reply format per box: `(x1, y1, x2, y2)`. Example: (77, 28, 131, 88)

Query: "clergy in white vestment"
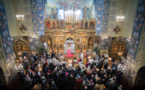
(80, 51, 83, 62)
(64, 42, 68, 54)
(71, 44, 75, 54)
(52, 58, 59, 66)
(44, 42, 47, 50)
(78, 62, 86, 71)
(60, 54, 64, 61)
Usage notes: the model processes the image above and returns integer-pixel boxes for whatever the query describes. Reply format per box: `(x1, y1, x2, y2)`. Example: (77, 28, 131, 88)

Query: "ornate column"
(95, 0, 104, 35)
(30, 0, 45, 51)
(123, 0, 145, 85)
(0, 0, 16, 85)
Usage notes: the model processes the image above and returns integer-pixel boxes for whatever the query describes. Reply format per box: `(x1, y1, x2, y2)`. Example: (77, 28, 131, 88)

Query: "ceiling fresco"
(46, 0, 94, 8)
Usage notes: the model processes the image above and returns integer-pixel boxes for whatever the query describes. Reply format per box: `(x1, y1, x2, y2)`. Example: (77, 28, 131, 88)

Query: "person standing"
(112, 55, 116, 63)
(103, 57, 109, 70)
(60, 54, 64, 61)
(51, 50, 56, 59)
(68, 75, 75, 90)
(80, 51, 84, 62)
(86, 50, 90, 56)
(75, 76, 83, 90)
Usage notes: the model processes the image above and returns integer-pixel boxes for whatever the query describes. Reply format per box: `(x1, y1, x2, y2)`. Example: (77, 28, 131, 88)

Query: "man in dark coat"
(51, 50, 56, 59)
(75, 76, 83, 90)
(50, 81, 58, 90)
(111, 55, 116, 63)
(68, 75, 75, 90)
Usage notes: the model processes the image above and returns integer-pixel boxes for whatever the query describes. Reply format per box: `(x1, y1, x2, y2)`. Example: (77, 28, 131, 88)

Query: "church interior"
(0, 0, 145, 90)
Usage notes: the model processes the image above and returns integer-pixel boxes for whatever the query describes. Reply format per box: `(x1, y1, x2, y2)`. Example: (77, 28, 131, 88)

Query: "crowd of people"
(19, 50, 123, 90)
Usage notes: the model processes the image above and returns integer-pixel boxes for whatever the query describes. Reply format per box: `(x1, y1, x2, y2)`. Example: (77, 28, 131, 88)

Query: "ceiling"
(46, 0, 94, 8)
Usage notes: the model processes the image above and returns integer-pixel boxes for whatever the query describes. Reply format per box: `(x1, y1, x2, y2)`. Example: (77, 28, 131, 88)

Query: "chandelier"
(16, 8, 24, 22)
(116, 10, 125, 23)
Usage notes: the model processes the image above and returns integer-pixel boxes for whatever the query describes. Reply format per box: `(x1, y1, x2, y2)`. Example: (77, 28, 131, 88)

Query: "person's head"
(87, 80, 90, 84)
(84, 86, 88, 90)
(74, 57, 76, 60)
(70, 74, 74, 78)
(46, 64, 48, 67)
(52, 81, 55, 86)
(104, 74, 107, 78)
(108, 67, 110, 69)
(78, 76, 81, 79)
(91, 75, 94, 78)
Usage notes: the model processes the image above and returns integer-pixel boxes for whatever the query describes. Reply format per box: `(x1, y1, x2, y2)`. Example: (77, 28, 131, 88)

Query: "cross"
(113, 26, 120, 34)
(20, 24, 27, 33)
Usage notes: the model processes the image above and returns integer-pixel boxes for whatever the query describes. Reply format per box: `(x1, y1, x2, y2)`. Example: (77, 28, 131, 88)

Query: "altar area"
(40, 17, 96, 55)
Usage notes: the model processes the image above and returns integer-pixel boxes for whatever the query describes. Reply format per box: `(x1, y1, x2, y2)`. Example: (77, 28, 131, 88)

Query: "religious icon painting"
(82, 39, 86, 43)
(60, 39, 63, 43)
(77, 38, 81, 43)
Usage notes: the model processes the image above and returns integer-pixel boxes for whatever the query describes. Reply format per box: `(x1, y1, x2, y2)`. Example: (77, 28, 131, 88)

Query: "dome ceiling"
(46, 0, 94, 8)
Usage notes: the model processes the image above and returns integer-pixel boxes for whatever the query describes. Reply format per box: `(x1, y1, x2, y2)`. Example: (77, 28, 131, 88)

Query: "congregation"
(19, 51, 123, 90)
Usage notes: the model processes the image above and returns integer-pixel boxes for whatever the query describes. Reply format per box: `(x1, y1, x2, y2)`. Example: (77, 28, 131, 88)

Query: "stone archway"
(0, 68, 6, 85)
(135, 66, 145, 86)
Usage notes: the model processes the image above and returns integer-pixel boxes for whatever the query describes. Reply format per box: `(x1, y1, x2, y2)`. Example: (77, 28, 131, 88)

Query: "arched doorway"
(109, 40, 126, 58)
(64, 37, 75, 54)
(13, 39, 30, 60)
(135, 66, 145, 86)
(0, 68, 6, 85)
(66, 37, 73, 41)
(46, 37, 52, 49)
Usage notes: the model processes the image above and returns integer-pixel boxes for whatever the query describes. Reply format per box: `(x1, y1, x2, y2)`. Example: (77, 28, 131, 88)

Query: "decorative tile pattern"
(31, 0, 38, 33)
(0, 0, 14, 64)
(101, 0, 110, 33)
(127, 0, 145, 64)
(96, 0, 104, 35)
(30, 0, 40, 50)
(36, 0, 44, 36)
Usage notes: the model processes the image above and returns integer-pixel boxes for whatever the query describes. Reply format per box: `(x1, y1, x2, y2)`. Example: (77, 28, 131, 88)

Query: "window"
(58, 10, 64, 20)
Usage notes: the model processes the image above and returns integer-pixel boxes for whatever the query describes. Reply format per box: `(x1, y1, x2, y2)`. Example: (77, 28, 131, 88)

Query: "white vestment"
(44, 42, 47, 50)
(71, 44, 75, 54)
(64, 44, 68, 54)
(80, 52, 83, 62)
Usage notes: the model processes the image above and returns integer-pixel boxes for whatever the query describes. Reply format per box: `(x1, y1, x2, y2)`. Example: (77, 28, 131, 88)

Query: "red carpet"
(66, 49, 74, 57)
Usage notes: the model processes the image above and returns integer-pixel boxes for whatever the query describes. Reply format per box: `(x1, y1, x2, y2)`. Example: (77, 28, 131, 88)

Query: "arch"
(66, 37, 73, 41)
(85, 20, 88, 29)
(46, 37, 52, 49)
(44, 18, 51, 29)
(109, 40, 126, 58)
(0, 67, 6, 85)
(13, 38, 30, 59)
(135, 66, 145, 86)
(88, 37, 94, 49)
